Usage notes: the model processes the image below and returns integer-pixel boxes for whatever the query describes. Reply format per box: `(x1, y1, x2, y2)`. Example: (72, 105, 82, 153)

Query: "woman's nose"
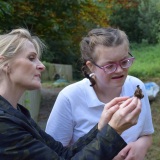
(36, 61, 45, 71)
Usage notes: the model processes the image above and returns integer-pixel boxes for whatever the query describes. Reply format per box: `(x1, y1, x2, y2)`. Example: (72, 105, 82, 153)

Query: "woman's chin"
(26, 83, 42, 90)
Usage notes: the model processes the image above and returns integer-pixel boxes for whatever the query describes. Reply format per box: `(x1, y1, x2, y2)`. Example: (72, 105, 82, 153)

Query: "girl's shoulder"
(126, 75, 144, 86)
(60, 78, 91, 95)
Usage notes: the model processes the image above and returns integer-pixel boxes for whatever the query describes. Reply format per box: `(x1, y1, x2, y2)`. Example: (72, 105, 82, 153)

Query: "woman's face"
(91, 44, 130, 89)
(8, 40, 45, 90)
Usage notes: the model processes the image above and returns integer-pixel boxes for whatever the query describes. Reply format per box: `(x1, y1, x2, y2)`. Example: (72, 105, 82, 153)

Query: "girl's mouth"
(112, 75, 124, 79)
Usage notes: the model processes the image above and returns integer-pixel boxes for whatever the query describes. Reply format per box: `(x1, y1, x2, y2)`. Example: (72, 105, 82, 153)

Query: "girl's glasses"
(91, 52, 135, 74)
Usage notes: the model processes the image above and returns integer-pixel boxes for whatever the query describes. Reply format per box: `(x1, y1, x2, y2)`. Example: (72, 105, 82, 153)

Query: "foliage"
(0, 0, 160, 79)
(0, 0, 112, 79)
(109, 0, 160, 44)
(138, 0, 160, 44)
(129, 43, 160, 80)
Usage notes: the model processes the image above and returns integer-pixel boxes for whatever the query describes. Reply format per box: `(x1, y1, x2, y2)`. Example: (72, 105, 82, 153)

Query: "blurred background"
(1, 0, 160, 159)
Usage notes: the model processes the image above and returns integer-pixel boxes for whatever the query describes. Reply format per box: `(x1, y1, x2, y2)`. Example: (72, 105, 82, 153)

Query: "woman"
(46, 27, 154, 160)
(0, 28, 141, 160)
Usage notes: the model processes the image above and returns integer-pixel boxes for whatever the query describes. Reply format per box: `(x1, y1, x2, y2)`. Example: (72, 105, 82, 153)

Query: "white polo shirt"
(46, 75, 154, 146)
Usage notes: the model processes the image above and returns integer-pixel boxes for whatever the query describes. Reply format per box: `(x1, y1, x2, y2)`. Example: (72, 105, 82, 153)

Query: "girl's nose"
(115, 64, 123, 73)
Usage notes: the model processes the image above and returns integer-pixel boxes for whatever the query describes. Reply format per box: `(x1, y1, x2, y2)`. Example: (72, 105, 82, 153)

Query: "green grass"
(129, 43, 160, 80)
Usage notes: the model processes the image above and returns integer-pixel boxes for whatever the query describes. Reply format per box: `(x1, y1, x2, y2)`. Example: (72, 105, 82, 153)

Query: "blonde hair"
(0, 28, 45, 69)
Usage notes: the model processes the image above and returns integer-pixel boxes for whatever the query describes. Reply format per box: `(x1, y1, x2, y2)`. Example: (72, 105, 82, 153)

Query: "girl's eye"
(105, 64, 115, 70)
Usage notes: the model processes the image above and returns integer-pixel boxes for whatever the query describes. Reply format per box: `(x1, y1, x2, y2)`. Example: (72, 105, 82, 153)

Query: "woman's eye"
(29, 56, 35, 61)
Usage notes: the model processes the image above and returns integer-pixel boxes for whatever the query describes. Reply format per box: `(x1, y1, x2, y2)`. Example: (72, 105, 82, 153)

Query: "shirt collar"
(82, 78, 105, 108)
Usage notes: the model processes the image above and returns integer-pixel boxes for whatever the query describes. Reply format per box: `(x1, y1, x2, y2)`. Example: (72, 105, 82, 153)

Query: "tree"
(0, 0, 112, 79)
(138, 0, 160, 43)
(108, 0, 160, 44)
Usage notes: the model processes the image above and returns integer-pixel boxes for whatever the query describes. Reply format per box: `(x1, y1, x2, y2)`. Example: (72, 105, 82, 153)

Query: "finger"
(118, 145, 130, 158)
(106, 104, 119, 120)
(127, 100, 141, 123)
(105, 97, 129, 109)
(120, 97, 139, 114)
(119, 97, 133, 108)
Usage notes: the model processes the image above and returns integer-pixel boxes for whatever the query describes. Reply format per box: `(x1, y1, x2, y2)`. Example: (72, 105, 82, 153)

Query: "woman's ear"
(0, 55, 5, 62)
(2, 64, 11, 74)
(86, 61, 94, 72)
(0, 56, 11, 74)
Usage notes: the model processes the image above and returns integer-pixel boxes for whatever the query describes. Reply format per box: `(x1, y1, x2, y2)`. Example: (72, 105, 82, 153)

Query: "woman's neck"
(0, 82, 24, 109)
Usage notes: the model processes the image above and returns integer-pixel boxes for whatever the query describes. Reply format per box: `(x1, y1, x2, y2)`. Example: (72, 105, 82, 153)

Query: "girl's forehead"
(94, 45, 128, 56)
(93, 44, 128, 60)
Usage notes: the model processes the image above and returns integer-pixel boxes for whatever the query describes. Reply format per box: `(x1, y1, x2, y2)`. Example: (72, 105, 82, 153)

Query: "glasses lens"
(120, 58, 134, 68)
(104, 64, 116, 74)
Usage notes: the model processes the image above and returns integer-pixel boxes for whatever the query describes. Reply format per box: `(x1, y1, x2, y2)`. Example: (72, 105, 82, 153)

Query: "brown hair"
(80, 27, 129, 86)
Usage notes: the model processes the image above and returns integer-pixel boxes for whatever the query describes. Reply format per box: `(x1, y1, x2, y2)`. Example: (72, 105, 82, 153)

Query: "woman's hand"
(108, 97, 141, 134)
(98, 97, 141, 134)
(98, 96, 129, 131)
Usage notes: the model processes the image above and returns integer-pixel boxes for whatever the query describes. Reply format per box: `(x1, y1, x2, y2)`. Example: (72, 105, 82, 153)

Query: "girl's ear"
(86, 61, 94, 72)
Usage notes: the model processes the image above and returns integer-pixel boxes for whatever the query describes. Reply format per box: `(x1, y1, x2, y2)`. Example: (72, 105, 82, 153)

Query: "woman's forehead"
(22, 41, 37, 53)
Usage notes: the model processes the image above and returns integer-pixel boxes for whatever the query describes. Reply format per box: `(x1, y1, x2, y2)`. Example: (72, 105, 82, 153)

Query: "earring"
(89, 73, 95, 78)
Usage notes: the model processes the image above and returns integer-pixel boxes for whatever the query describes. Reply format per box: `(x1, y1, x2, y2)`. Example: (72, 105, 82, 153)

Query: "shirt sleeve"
(0, 115, 126, 160)
(45, 91, 74, 146)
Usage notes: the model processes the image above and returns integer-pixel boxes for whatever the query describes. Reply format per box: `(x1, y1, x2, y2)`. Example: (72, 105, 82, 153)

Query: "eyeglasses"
(91, 52, 135, 74)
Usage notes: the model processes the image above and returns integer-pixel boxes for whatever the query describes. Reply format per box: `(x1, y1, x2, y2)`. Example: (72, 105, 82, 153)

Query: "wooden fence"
(19, 90, 41, 122)
(42, 62, 72, 82)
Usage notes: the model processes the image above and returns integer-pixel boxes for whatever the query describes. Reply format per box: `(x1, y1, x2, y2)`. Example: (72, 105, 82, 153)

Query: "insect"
(134, 85, 144, 99)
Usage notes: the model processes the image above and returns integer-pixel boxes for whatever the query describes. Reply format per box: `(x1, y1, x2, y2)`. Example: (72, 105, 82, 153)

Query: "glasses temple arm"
(129, 52, 134, 57)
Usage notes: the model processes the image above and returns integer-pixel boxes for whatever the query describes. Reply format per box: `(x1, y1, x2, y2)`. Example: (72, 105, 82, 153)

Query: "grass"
(129, 43, 160, 80)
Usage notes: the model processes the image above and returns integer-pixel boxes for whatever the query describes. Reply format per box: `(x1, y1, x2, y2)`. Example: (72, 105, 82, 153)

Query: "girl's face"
(89, 44, 130, 89)
(8, 40, 45, 91)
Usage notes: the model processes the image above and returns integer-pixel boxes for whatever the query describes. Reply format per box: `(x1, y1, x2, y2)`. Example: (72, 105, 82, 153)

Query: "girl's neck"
(93, 85, 122, 103)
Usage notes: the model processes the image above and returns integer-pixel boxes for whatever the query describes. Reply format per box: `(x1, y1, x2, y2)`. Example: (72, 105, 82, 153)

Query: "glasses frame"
(91, 52, 135, 74)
